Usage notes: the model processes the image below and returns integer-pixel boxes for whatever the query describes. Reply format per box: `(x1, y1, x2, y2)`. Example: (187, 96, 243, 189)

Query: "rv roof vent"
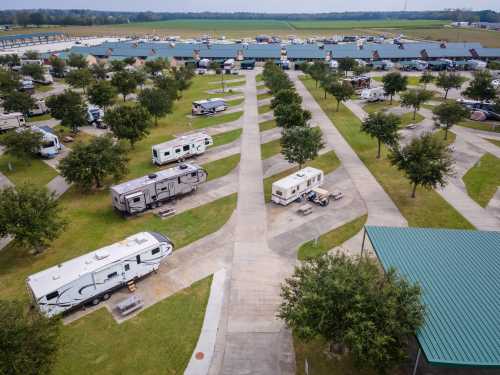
(179, 164, 188, 170)
(134, 237, 148, 245)
(148, 173, 157, 179)
(52, 275, 60, 280)
(296, 172, 305, 177)
(95, 250, 110, 260)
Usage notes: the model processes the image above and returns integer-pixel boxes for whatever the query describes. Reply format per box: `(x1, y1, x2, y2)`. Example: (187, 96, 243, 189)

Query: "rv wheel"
(91, 297, 100, 306)
(102, 293, 111, 301)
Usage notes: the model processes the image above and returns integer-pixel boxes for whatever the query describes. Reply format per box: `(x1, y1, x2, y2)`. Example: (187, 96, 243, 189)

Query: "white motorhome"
(0, 112, 26, 131)
(111, 163, 207, 215)
(34, 73, 54, 85)
(29, 98, 48, 116)
(361, 87, 386, 102)
(30, 126, 61, 158)
(271, 167, 324, 206)
(152, 132, 213, 165)
(223, 58, 235, 72)
(329, 59, 339, 70)
(192, 98, 227, 115)
(86, 105, 104, 125)
(468, 59, 487, 70)
(26, 232, 173, 317)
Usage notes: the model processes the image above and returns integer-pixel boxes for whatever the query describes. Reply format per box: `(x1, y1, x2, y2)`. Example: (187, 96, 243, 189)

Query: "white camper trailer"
(86, 105, 104, 126)
(468, 59, 487, 70)
(361, 87, 386, 102)
(271, 167, 324, 206)
(29, 98, 49, 116)
(30, 126, 61, 158)
(329, 59, 339, 70)
(34, 73, 54, 85)
(152, 132, 213, 165)
(192, 98, 227, 115)
(111, 163, 207, 215)
(0, 112, 26, 131)
(26, 232, 173, 317)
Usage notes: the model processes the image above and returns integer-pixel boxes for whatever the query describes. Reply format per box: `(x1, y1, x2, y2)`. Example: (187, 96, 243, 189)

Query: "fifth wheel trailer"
(271, 167, 324, 206)
(152, 132, 213, 165)
(26, 231, 173, 317)
(111, 163, 207, 215)
(0, 112, 26, 131)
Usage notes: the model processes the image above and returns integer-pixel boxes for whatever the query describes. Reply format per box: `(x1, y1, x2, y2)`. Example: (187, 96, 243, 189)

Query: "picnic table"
(116, 295, 143, 316)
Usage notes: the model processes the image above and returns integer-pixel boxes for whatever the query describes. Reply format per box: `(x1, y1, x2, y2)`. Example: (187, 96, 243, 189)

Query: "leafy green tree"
(389, 132, 454, 198)
(319, 73, 338, 100)
(328, 81, 355, 111)
(432, 101, 470, 140)
(109, 59, 126, 72)
(0, 70, 19, 94)
(154, 75, 179, 101)
(2, 91, 35, 117)
(111, 71, 137, 101)
(338, 58, 357, 77)
(361, 112, 401, 158)
(21, 63, 44, 80)
(0, 300, 60, 375)
(172, 66, 194, 93)
(435, 72, 465, 99)
(400, 89, 433, 120)
(0, 185, 66, 252)
(123, 56, 136, 66)
(0, 128, 43, 163)
(274, 103, 311, 129)
(65, 68, 93, 94)
(145, 57, 169, 75)
(353, 63, 371, 76)
(419, 71, 434, 88)
(138, 88, 174, 126)
(87, 80, 117, 110)
(270, 89, 301, 109)
(382, 72, 408, 104)
(48, 55, 65, 77)
(67, 53, 87, 69)
(279, 253, 424, 374)
(131, 69, 147, 91)
(104, 104, 151, 148)
(281, 126, 324, 169)
(463, 70, 497, 102)
(23, 50, 40, 60)
(46, 90, 87, 132)
(59, 135, 128, 190)
(90, 62, 107, 80)
(308, 61, 328, 88)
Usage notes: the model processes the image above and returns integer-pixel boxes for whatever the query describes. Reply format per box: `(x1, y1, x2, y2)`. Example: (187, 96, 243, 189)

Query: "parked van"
(361, 87, 386, 102)
(192, 98, 227, 115)
(152, 132, 213, 165)
(271, 167, 324, 206)
(0, 112, 26, 131)
(30, 126, 61, 158)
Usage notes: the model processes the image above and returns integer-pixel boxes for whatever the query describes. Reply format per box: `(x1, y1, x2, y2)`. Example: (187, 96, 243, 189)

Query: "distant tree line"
(0, 9, 498, 27)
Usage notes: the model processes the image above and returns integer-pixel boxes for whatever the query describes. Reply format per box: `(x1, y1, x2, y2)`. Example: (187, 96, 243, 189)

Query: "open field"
(54, 276, 211, 375)
(398, 27, 500, 48)
(463, 153, 500, 208)
(290, 19, 448, 30)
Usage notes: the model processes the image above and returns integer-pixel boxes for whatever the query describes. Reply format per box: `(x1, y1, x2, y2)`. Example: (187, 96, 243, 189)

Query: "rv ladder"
(127, 280, 137, 292)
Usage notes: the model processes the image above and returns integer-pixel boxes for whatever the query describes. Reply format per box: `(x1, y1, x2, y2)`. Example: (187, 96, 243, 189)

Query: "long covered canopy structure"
(363, 226, 500, 369)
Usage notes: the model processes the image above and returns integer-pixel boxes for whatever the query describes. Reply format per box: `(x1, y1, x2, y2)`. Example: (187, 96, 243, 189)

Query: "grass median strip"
(211, 128, 242, 147)
(301, 75, 473, 229)
(0, 155, 57, 187)
(363, 100, 424, 127)
(463, 153, 500, 208)
(486, 138, 500, 147)
(202, 154, 240, 181)
(261, 138, 282, 160)
(258, 104, 272, 115)
(458, 120, 500, 133)
(259, 120, 277, 132)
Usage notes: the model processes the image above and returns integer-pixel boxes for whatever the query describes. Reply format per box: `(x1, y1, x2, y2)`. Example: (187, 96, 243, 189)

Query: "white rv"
(152, 132, 213, 165)
(329, 59, 339, 70)
(34, 73, 54, 85)
(361, 87, 386, 102)
(111, 163, 207, 215)
(26, 232, 173, 317)
(271, 167, 324, 206)
(30, 126, 61, 158)
(223, 58, 235, 72)
(0, 112, 26, 131)
(468, 59, 487, 70)
(192, 98, 227, 115)
(29, 98, 49, 116)
(86, 105, 104, 125)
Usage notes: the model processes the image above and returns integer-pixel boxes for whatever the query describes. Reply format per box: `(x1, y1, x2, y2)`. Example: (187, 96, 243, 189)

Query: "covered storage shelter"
(362, 226, 500, 373)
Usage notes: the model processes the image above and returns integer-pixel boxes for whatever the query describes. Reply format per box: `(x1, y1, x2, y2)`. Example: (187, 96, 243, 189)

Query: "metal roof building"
(0, 32, 65, 48)
(362, 226, 500, 370)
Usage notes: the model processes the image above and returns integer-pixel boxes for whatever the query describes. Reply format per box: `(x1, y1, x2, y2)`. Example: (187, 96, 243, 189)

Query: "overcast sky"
(2, 0, 499, 12)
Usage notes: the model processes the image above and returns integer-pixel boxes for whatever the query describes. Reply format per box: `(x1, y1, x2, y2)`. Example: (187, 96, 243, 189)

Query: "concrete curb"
(185, 268, 227, 375)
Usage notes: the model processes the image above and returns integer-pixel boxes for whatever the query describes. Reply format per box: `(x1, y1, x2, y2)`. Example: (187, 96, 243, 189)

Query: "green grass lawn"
(486, 138, 500, 147)
(259, 120, 277, 132)
(53, 125, 95, 146)
(261, 138, 282, 160)
(290, 19, 448, 30)
(0, 191, 236, 301)
(264, 151, 340, 202)
(35, 83, 54, 93)
(372, 76, 424, 86)
(458, 120, 500, 133)
(301, 75, 472, 229)
(297, 215, 367, 260)
(0, 155, 57, 187)
(257, 92, 272, 100)
(256, 73, 263, 82)
(203, 154, 240, 181)
(26, 113, 53, 122)
(226, 97, 244, 107)
(362, 100, 424, 126)
(211, 128, 242, 147)
(258, 104, 272, 115)
(463, 153, 500, 208)
(54, 276, 212, 375)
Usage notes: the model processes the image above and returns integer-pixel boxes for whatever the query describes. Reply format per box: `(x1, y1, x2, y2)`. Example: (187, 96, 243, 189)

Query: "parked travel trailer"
(373, 60, 394, 70)
(24, 126, 61, 158)
(192, 98, 227, 115)
(0, 112, 26, 131)
(468, 59, 487, 70)
(87, 105, 104, 126)
(223, 58, 235, 73)
(152, 132, 213, 165)
(343, 76, 371, 90)
(33, 73, 54, 85)
(20, 59, 43, 66)
(19, 78, 34, 91)
(400, 60, 428, 71)
(26, 232, 174, 317)
(28, 98, 48, 116)
(361, 87, 386, 102)
(111, 163, 207, 215)
(271, 167, 324, 206)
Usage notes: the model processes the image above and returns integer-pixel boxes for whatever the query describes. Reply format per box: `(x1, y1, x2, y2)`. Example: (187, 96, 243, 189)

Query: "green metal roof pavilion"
(363, 226, 500, 368)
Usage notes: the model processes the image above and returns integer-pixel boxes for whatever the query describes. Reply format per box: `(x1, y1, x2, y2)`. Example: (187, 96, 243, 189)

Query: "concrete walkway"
(217, 70, 295, 375)
(290, 72, 407, 231)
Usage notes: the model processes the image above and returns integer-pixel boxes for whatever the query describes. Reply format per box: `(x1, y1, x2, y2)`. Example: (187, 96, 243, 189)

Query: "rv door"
(155, 179, 175, 201)
(125, 192, 147, 213)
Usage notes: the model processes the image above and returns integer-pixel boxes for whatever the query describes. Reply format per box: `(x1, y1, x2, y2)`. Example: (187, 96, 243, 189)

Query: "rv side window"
(307, 179, 312, 187)
(133, 197, 141, 203)
(46, 291, 59, 300)
(183, 145, 189, 151)
(136, 255, 141, 264)
(152, 248, 160, 255)
(164, 151, 170, 156)
(175, 148, 181, 153)
(292, 189, 296, 194)
(276, 190, 282, 196)
(191, 172, 197, 177)
(124, 264, 130, 271)
(107, 272, 118, 279)
(205, 139, 210, 145)
(153, 149, 158, 157)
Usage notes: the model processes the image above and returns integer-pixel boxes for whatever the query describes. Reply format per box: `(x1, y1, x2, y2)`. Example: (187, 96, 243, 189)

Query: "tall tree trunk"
(336, 100, 340, 112)
(444, 127, 449, 140)
(123, 94, 126, 102)
(413, 108, 417, 120)
(324, 89, 327, 100)
(95, 174, 101, 188)
(444, 89, 449, 100)
(411, 182, 418, 198)
(390, 94, 393, 104)
(155, 115, 158, 126)
(377, 139, 381, 159)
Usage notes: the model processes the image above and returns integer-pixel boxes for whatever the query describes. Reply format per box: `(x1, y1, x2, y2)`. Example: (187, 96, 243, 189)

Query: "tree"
(319, 73, 338, 100)
(338, 57, 357, 77)
(131, 69, 147, 91)
(90, 62, 107, 80)
(109, 59, 126, 72)
(328, 81, 355, 111)
(435, 72, 465, 99)
(270, 89, 301, 109)
(281, 126, 324, 169)
(308, 61, 328, 88)
(0, 300, 60, 375)
(0, 128, 43, 163)
(21, 63, 44, 80)
(65, 68, 93, 94)
(361, 112, 401, 158)
(433, 101, 470, 140)
(104, 104, 151, 147)
(279, 253, 423, 374)
(46, 90, 87, 132)
(274, 103, 311, 129)
(172, 66, 194, 94)
(0, 185, 66, 252)
(48, 55, 65, 77)
(23, 50, 40, 60)
(353, 63, 371, 76)
(145, 57, 169, 75)
(463, 70, 496, 102)
(111, 71, 137, 101)
(87, 80, 117, 110)
(0, 70, 19, 94)
(382, 72, 408, 104)
(389, 132, 454, 198)
(2, 91, 35, 117)
(138, 88, 174, 126)
(67, 53, 87, 69)
(123, 56, 136, 66)
(59, 135, 128, 190)
(419, 71, 434, 88)
(154, 75, 179, 101)
(400, 89, 433, 120)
